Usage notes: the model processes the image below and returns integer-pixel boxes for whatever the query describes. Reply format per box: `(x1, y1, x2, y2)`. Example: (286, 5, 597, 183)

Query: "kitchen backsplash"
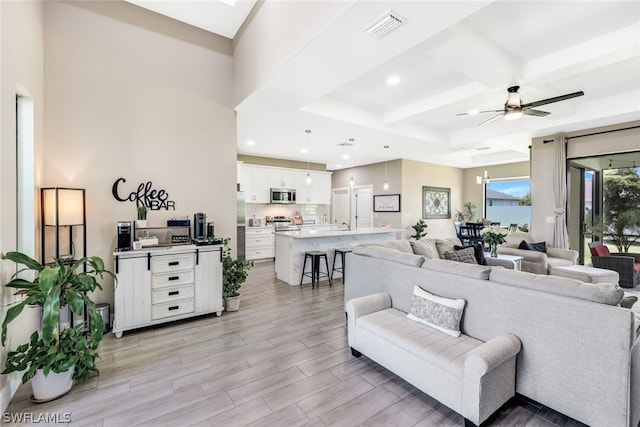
(246, 204, 330, 224)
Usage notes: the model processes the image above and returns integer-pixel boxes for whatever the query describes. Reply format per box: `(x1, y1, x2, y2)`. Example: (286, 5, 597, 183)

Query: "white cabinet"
(113, 245, 223, 338)
(245, 227, 275, 260)
(296, 172, 332, 204)
(269, 169, 298, 189)
(239, 165, 270, 204)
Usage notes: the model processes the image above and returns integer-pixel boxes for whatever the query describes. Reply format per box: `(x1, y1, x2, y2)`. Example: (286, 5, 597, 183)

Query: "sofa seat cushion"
(546, 257, 573, 269)
(490, 268, 624, 306)
(422, 258, 492, 280)
(356, 307, 483, 377)
(353, 245, 425, 267)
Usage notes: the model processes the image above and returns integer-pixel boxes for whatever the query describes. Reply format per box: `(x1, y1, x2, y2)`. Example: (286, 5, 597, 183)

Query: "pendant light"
(305, 129, 312, 185)
(476, 172, 482, 185)
(383, 145, 390, 191)
(349, 177, 355, 187)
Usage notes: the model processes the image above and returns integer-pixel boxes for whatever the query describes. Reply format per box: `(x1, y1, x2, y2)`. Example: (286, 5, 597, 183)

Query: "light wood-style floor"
(5, 261, 587, 426)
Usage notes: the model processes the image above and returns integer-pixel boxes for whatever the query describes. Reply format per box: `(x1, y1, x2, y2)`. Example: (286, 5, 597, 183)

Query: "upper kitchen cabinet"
(238, 164, 270, 204)
(269, 169, 298, 189)
(296, 171, 332, 205)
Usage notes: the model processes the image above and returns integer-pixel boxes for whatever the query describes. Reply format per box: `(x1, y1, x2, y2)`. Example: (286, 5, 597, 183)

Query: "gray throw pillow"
(407, 286, 466, 337)
(444, 247, 477, 264)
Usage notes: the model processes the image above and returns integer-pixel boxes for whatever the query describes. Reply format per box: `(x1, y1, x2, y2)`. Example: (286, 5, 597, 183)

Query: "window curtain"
(553, 135, 569, 249)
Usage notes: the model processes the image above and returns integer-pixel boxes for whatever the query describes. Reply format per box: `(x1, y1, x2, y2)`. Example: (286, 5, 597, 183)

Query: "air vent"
(337, 142, 354, 147)
(363, 9, 407, 39)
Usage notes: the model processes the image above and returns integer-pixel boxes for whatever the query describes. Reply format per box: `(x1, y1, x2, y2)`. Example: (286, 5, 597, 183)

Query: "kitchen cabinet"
(269, 169, 298, 189)
(112, 245, 222, 338)
(245, 227, 275, 260)
(296, 171, 332, 204)
(239, 165, 270, 203)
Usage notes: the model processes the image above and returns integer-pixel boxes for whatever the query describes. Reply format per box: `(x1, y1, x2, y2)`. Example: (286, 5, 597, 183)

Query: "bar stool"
(300, 251, 332, 289)
(331, 248, 353, 282)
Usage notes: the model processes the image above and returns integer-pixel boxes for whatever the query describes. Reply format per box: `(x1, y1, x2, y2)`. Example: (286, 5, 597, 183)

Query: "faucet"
(342, 222, 351, 231)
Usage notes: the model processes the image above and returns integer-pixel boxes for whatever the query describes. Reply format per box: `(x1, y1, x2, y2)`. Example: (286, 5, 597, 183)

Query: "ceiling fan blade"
(456, 109, 503, 116)
(521, 91, 584, 109)
(479, 113, 503, 126)
(523, 108, 550, 117)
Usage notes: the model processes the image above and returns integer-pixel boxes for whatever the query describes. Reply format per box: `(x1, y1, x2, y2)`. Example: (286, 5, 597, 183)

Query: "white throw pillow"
(407, 286, 466, 337)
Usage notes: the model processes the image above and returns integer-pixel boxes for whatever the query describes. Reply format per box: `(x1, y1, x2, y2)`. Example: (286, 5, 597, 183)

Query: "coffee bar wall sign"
(422, 186, 450, 219)
(112, 178, 176, 210)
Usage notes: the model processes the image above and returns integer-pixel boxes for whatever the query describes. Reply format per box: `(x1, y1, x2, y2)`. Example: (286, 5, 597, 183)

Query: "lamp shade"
(43, 188, 84, 226)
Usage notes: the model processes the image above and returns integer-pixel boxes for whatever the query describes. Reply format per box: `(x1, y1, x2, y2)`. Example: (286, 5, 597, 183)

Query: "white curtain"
(553, 135, 569, 249)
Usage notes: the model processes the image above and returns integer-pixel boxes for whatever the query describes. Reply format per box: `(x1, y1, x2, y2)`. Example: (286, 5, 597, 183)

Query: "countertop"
(273, 227, 400, 239)
(113, 244, 221, 257)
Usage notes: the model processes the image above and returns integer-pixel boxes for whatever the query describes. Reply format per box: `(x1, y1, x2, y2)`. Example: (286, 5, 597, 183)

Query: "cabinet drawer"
(151, 254, 194, 273)
(246, 236, 274, 248)
(152, 284, 194, 304)
(152, 270, 194, 289)
(246, 247, 275, 260)
(246, 228, 274, 237)
(152, 299, 194, 320)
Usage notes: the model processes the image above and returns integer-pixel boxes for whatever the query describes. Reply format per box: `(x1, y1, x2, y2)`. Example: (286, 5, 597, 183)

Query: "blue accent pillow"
(454, 243, 487, 265)
(518, 240, 547, 253)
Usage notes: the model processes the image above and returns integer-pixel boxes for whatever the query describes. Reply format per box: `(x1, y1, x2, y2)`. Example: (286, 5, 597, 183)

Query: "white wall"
(0, 0, 44, 412)
(43, 1, 236, 306)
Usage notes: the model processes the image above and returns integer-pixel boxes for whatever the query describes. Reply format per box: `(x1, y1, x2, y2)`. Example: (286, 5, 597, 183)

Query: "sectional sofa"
(344, 238, 640, 427)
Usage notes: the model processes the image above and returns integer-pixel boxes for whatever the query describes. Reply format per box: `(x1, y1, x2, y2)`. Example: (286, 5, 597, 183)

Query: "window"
(485, 179, 531, 230)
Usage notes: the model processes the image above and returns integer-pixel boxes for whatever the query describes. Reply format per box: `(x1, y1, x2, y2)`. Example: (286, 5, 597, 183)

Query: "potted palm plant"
(1, 252, 115, 401)
(222, 238, 252, 312)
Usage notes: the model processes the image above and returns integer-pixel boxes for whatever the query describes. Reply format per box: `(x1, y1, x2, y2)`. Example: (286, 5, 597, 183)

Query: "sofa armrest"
(613, 252, 640, 263)
(464, 334, 522, 376)
(463, 334, 521, 425)
(547, 247, 578, 264)
(346, 292, 391, 350)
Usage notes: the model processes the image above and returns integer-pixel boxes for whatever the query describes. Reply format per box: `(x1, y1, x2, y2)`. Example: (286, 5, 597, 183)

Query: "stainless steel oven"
(270, 188, 296, 204)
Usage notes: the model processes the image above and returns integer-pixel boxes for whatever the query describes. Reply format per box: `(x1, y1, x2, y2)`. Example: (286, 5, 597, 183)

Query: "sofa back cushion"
(490, 268, 624, 305)
(410, 238, 440, 259)
(359, 239, 413, 253)
(590, 245, 611, 257)
(435, 237, 463, 258)
(504, 232, 533, 248)
(353, 245, 425, 267)
(422, 258, 492, 280)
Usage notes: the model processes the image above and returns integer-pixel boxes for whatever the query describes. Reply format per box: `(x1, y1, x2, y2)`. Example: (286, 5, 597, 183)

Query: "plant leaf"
(41, 284, 61, 346)
(1, 300, 29, 345)
(2, 251, 44, 272)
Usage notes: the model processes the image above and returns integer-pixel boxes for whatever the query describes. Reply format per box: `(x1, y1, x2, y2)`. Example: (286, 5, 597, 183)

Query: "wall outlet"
(546, 216, 555, 224)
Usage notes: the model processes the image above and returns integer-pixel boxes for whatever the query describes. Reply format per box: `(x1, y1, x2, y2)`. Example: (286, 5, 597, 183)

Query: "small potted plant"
(480, 227, 509, 257)
(136, 205, 148, 228)
(410, 219, 428, 240)
(1, 252, 115, 401)
(222, 238, 253, 312)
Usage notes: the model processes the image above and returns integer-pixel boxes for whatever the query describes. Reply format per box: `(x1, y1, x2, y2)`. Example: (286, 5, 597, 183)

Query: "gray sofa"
(497, 232, 578, 274)
(345, 243, 640, 427)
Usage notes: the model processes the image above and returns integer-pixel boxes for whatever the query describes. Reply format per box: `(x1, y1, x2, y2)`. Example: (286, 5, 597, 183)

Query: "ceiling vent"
(363, 9, 407, 39)
(337, 142, 354, 147)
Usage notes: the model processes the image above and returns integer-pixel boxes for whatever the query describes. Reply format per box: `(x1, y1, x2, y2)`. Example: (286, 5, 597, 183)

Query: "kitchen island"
(274, 228, 400, 286)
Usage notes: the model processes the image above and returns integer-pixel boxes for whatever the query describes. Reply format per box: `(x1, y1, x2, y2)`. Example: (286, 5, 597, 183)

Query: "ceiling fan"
(457, 85, 584, 125)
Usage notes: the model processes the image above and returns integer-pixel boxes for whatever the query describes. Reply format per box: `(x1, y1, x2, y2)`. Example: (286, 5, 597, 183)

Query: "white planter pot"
(224, 295, 241, 312)
(136, 220, 147, 228)
(31, 367, 74, 401)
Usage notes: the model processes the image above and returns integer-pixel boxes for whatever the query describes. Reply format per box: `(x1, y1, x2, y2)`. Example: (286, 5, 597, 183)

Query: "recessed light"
(246, 140, 255, 146)
(387, 76, 400, 86)
(335, 164, 342, 168)
(476, 146, 490, 151)
(300, 148, 308, 154)
(468, 109, 479, 115)
(342, 154, 350, 160)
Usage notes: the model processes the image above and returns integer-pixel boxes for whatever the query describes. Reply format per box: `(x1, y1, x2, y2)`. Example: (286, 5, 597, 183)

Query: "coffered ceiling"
(130, 1, 640, 171)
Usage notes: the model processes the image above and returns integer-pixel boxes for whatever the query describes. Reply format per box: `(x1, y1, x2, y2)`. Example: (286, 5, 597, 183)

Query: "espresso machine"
(116, 221, 132, 251)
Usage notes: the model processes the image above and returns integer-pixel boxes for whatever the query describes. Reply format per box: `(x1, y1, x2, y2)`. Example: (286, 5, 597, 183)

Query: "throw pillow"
(590, 245, 611, 257)
(518, 240, 547, 252)
(444, 247, 477, 264)
(454, 243, 487, 265)
(435, 237, 463, 259)
(407, 286, 466, 337)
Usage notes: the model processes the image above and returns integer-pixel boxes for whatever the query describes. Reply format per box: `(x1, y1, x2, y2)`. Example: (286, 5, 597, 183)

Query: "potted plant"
(1, 252, 115, 401)
(222, 238, 253, 312)
(410, 219, 428, 240)
(480, 227, 509, 257)
(136, 205, 148, 228)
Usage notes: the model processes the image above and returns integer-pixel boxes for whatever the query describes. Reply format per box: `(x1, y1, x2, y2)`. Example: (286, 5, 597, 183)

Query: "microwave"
(270, 188, 296, 204)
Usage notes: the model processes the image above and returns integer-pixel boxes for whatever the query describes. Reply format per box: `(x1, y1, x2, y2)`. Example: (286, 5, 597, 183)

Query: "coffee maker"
(194, 213, 207, 241)
(117, 221, 132, 251)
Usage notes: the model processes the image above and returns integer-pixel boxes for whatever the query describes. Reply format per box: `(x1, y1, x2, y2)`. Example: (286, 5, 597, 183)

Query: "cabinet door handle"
(168, 276, 179, 281)
(168, 305, 179, 311)
(168, 291, 179, 296)
(168, 261, 179, 266)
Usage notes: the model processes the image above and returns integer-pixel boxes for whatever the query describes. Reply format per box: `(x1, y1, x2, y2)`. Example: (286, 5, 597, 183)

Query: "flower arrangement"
(480, 227, 509, 245)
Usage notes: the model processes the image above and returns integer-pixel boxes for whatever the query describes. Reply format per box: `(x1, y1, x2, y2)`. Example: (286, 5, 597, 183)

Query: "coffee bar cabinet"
(112, 245, 222, 338)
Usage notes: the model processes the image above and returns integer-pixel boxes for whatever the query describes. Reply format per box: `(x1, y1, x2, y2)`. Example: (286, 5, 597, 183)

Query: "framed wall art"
(373, 194, 401, 212)
(422, 186, 450, 219)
